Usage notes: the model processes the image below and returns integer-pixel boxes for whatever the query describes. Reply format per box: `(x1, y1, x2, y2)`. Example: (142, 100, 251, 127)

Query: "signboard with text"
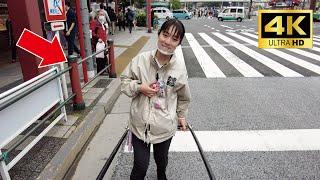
(258, 10, 313, 48)
(43, 0, 66, 22)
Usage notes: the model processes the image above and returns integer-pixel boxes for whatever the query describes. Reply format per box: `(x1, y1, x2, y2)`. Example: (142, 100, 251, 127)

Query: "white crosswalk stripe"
(228, 33, 320, 75)
(314, 38, 320, 42)
(221, 25, 234, 29)
(124, 129, 320, 152)
(314, 35, 320, 38)
(213, 33, 303, 77)
(185, 33, 226, 78)
(241, 32, 320, 61)
(199, 33, 264, 77)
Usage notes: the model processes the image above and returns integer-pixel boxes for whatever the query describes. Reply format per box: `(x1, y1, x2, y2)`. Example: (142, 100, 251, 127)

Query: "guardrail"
(0, 39, 117, 180)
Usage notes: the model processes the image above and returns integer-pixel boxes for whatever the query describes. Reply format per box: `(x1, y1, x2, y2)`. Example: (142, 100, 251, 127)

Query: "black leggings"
(130, 133, 172, 180)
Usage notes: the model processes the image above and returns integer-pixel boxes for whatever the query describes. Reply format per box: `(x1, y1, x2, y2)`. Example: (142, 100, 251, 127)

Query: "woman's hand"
(178, 117, 187, 131)
(140, 83, 158, 97)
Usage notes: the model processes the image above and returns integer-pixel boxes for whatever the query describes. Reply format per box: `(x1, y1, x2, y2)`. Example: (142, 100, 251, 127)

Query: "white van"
(218, 7, 245, 22)
(153, 7, 173, 19)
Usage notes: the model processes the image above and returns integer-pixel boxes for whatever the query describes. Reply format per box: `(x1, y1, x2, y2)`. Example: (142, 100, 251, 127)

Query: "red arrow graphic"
(16, 28, 67, 68)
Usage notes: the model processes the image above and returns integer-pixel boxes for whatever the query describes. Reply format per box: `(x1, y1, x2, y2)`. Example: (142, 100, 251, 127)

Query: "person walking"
(117, 9, 126, 31)
(125, 8, 135, 33)
(109, 8, 117, 35)
(65, 1, 80, 56)
(5, 17, 16, 63)
(91, 10, 109, 74)
(121, 19, 191, 180)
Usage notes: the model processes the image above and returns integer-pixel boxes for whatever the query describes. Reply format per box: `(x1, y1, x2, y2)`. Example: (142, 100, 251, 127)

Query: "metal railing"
(0, 41, 114, 164)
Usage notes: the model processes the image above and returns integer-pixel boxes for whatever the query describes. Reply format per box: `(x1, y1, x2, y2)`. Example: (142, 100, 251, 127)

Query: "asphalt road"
(110, 17, 320, 179)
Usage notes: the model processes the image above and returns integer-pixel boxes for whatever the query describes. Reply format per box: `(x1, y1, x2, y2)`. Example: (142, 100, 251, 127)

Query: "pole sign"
(258, 10, 313, 48)
(43, 0, 66, 22)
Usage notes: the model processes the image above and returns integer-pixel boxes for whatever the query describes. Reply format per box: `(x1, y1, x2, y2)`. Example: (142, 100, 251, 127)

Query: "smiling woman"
(120, 19, 191, 180)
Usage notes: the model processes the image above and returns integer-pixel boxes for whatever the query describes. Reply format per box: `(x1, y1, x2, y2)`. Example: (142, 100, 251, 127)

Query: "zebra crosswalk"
(181, 32, 320, 78)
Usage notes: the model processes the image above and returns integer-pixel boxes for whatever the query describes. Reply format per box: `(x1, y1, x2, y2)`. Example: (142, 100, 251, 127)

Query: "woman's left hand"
(178, 117, 187, 131)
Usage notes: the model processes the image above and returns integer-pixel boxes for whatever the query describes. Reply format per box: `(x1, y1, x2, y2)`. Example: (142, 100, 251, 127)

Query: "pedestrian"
(95, 38, 107, 74)
(99, 3, 111, 27)
(117, 9, 126, 31)
(5, 17, 17, 63)
(120, 19, 191, 180)
(91, 10, 108, 74)
(125, 8, 134, 33)
(65, 1, 80, 56)
(109, 8, 117, 35)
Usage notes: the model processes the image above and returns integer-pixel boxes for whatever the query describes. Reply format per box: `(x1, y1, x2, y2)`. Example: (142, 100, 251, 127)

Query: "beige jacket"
(120, 50, 191, 144)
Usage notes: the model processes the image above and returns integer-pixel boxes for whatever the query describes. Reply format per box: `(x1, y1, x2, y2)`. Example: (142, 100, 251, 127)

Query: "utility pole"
(76, 0, 95, 79)
(248, 0, 253, 19)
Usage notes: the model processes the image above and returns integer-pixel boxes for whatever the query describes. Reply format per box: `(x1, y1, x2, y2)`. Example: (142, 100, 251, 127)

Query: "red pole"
(108, 39, 116, 78)
(68, 55, 85, 110)
(115, 0, 119, 14)
(147, 0, 152, 33)
(75, 0, 89, 83)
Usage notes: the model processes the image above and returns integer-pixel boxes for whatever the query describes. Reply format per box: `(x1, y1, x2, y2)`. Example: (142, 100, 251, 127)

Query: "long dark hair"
(158, 19, 185, 44)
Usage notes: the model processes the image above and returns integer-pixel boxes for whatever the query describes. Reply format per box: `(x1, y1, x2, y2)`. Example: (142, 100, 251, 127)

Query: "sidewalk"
(68, 28, 159, 180)
(0, 27, 158, 180)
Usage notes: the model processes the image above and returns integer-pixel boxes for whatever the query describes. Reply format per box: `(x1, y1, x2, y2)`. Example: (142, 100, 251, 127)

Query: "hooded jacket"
(120, 50, 191, 144)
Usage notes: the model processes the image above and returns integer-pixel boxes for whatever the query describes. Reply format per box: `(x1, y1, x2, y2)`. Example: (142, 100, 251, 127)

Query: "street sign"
(43, 0, 66, 22)
(258, 10, 313, 48)
(51, 21, 65, 31)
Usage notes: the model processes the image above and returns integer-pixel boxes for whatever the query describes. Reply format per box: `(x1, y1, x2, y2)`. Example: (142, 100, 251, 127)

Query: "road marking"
(216, 30, 220, 32)
(313, 38, 320, 42)
(233, 32, 320, 75)
(241, 32, 320, 61)
(221, 25, 234, 29)
(124, 129, 320, 152)
(213, 32, 303, 77)
(175, 45, 187, 72)
(314, 35, 320, 38)
(211, 27, 215, 30)
(199, 33, 263, 77)
(185, 33, 226, 77)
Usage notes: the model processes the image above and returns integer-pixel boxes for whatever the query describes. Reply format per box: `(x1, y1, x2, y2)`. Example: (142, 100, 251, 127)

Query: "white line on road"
(213, 32, 303, 77)
(231, 32, 320, 75)
(199, 33, 263, 77)
(241, 32, 320, 61)
(175, 45, 187, 72)
(314, 38, 320, 42)
(211, 27, 215, 30)
(185, 33, 226, 77)
(124, 129, 320, 152)
(314, 35, 320, 38)
(221, 25, 234, 29)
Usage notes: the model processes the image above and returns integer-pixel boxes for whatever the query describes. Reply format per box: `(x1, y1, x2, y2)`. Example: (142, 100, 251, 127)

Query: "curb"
(37, 78, 122, 180)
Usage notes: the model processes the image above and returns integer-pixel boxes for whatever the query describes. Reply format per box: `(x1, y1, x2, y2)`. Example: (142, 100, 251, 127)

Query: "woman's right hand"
(140, 83, 159, 97)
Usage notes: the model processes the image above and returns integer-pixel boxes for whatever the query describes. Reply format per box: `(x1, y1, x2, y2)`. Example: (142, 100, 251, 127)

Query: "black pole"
(96, 129, 129, 180)
(188, 124, 216, 180)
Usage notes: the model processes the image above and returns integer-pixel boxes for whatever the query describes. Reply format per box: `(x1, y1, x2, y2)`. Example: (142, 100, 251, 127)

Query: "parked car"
(173, 9, 191, 19)
(153, 7, 173, 19)
(218, 7, 245, 22)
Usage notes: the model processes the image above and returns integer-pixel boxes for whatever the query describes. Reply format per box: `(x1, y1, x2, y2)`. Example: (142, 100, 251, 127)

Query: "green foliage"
(170, 0, 181, 10)
(136, 11, 146, 27)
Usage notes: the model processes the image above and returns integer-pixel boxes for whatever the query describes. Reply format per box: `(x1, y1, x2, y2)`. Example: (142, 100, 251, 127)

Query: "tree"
(170, 0, 181, 10)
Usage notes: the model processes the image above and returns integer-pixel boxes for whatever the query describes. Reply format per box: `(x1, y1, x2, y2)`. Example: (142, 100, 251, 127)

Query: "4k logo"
(258, 10, 313, 48)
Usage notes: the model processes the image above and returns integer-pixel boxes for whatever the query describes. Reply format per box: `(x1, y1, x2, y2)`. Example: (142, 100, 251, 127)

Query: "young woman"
(121, 19, 191, 180)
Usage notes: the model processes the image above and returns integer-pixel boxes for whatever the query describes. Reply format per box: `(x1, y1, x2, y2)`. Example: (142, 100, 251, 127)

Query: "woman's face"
(157, 25, 181, 55)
